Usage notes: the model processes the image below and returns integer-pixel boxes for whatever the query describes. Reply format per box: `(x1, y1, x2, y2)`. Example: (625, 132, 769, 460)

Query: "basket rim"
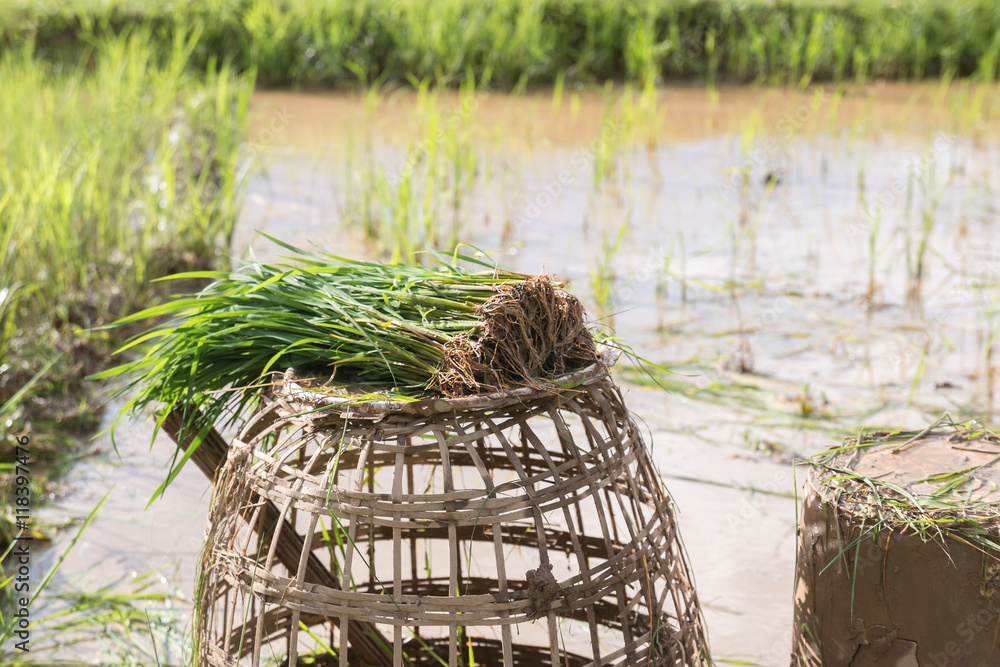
(275, 347, 618, 418)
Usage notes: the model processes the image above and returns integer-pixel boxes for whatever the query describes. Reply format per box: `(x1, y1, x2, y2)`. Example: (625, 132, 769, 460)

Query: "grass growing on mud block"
(811, 416, 1000, 554)
(3, 0, 1000, 87)
(97, 238, 601, 461)
(0, 25, 253, 547)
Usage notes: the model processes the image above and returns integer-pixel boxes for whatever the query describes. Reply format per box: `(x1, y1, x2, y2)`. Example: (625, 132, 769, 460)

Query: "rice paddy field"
(3, 1, 1000, 665)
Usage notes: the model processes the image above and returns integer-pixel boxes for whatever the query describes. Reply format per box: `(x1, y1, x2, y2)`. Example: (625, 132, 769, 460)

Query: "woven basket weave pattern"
(197, 375, 708, 666)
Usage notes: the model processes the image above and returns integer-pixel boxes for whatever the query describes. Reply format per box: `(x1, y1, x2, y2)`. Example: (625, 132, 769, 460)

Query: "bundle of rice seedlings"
(96, 237, 602, 468)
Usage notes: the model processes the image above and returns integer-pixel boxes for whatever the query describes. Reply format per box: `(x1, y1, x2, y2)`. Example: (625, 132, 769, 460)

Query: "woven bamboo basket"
(195, 354, 710, 667)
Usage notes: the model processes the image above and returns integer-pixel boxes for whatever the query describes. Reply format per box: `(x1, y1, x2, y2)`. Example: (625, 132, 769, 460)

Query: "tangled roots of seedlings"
(436, 276, 598, 396)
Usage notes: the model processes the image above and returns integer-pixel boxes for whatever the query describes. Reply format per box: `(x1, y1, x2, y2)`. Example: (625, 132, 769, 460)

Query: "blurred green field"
(3, 0, 1000, 88)
(0, 26, 252, 553)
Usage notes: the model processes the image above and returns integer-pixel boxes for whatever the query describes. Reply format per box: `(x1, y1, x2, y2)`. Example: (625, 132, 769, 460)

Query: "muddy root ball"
(436, 275, 599, 396)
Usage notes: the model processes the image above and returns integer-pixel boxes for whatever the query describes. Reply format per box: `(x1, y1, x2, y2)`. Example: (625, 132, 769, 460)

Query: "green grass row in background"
(4, 0, 1000, 88)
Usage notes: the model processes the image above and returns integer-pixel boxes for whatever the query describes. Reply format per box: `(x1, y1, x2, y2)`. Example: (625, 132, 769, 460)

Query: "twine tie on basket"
(226, 438, 252, 467)
(524, 561, 561, 620)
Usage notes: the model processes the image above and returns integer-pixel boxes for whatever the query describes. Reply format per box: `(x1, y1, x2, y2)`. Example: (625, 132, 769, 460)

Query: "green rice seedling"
(704, 27, 718, 98)
(905, 340, 929, 407)
(854, 158, 881, 307)
(95, 237, 603, 486)
(551, 69, 565, 112)
(905, 161, 954, 304)
(616, 84, 640, 168)
(637, 78, 660, 149)
(787, 13, 808, 87)
(728, 117, 776, 276)
(864, 205, 881, 308)
(853, 45, 869, 86)
(591, 221, 629, 321)
(831, 18, 852, 82)
(7, 577, 189, 665)
(762, 18, 785, 86)
(933, 62, 958, 113)
(620, 363, 884, 436)
(592, 82, 621, 191)
(967, 85, 990, 140)
(674, 231, 688, 307)
(865, 25, 885, 81)
(623, 9, 662, 88)
(570, 90, 581, 122)
(970, 271, 1000, 410)
(654, 241, 674, 327)
(799, 11, 827, 90)
(912, 34, 929, 81)
(382, 171, 418, 264)
(741, 16, 768, 83)
(0, 227, 22, 380)
(511, 73, 529, 96)
(945, 80, 969, 135)
(726, 218, 740, 290)
(975, 31, 1000, 84)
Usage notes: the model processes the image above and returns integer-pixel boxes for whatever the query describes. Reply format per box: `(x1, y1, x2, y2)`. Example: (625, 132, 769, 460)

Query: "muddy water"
(51, 83, 1000, 665)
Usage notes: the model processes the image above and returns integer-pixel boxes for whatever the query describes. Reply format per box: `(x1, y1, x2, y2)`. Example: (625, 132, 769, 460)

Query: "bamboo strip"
(196, 375, 709, 666)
